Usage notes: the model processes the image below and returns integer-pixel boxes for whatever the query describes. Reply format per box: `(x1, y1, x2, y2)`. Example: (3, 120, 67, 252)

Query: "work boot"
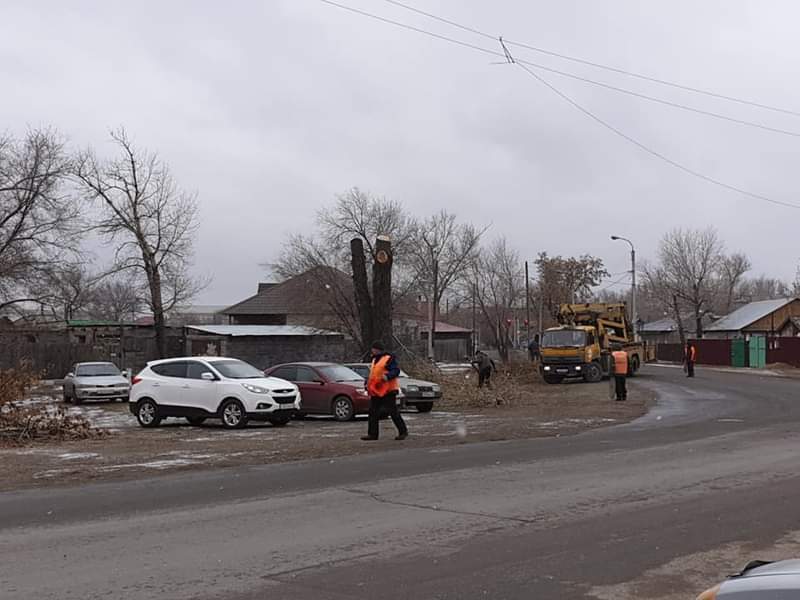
(395, 433, 408, 441)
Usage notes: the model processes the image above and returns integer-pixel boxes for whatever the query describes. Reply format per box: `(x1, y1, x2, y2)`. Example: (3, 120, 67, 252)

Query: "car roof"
(76, 361, 118, 366)
(270, 362, 341, 368)
(146, 356, 237, 366)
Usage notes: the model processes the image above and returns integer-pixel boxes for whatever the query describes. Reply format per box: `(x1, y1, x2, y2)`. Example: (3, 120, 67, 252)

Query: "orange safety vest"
(367, 354, 400, 397)
(612, 351, 629, 376)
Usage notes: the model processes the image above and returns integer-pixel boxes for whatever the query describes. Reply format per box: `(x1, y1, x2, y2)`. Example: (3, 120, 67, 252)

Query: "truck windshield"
(542, 330, 586, 348)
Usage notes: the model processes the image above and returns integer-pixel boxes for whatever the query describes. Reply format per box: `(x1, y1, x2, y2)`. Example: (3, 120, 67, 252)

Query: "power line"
(596, 274, 632, 291)
(325, 1, 800, 137)
(512, 59, 800, 210)
(380, 0, 800, 118)
(319, 0, 800, 210)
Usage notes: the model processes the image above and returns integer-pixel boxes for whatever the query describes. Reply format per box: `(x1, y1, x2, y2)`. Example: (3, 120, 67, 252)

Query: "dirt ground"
(0, 377, 650, 491)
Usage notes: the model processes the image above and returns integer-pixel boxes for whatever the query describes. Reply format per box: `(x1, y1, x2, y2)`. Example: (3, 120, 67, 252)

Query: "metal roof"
(186, 325, 342, 337)
(706, 298, 795, 332)
(640, 317, 679, 333)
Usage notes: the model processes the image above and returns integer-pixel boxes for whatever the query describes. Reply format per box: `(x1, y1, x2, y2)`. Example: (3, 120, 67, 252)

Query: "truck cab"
(539, 303, 645, 384)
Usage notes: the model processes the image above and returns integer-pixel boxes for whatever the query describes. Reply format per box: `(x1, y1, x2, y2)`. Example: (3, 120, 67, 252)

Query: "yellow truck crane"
(540, 303, 646, 384)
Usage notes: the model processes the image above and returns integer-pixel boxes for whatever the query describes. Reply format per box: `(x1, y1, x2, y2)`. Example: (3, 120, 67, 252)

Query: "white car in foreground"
(129, 357, 301, 429)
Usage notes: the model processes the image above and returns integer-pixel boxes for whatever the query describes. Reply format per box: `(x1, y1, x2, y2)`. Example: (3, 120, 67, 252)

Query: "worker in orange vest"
(611, 344, 629, 401)
(685, 341, 697, 378)
(362, 340, 408, 441)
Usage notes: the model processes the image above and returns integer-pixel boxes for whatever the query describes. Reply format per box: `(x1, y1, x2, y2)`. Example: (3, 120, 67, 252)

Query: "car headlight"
(406, 385, 419, 392)
(242, 383, 269, 394)
(432, 384, 441, 392)
(356, 388, 368, 396)
(696, 584, 720, 600)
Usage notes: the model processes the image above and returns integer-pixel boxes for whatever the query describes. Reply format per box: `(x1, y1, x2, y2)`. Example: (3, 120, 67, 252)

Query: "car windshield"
(76, 364, 121, 377)
(542, 329, 587, 348)
(319, 365, 363, 382)
(210, 359, 264, 379)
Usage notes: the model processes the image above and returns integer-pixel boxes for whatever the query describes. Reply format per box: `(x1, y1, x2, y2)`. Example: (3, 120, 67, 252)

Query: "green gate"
(731, 338, 747, 368)
(749, 336, 766, 369)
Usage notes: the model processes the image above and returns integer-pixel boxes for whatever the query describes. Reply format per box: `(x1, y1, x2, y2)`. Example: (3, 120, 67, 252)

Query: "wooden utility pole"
(525, 260, 531, 343)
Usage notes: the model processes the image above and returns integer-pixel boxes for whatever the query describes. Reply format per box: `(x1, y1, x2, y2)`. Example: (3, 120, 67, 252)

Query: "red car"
(264, 362, 370, 421)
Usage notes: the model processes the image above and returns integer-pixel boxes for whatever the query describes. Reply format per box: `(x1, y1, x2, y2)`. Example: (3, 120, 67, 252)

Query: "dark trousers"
(367, 392, 407, 439)
(687, 361, 695, 377)
(478, 368, 492, 388)
(614, 375, 627, 400)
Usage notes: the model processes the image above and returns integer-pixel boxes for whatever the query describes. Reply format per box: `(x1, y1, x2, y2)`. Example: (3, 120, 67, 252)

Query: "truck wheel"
(583, 363, 603, 383)
(629, 356, 640, 376)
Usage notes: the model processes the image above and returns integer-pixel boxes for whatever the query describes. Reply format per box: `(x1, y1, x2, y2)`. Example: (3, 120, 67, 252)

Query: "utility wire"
(324, 1, 800, 137)
(380, 0, 800, 118)
(320, 0, 800, 210)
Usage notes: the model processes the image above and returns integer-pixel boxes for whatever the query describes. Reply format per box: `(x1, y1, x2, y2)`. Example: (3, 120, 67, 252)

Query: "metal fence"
(656, 337, 800, 368)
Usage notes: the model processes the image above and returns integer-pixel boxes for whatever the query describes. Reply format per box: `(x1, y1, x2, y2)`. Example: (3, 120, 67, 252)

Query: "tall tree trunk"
(150, 268, 166, 358)
(372, 236, 393, 350)
(672, 294, 686, 346)
(430, 262, 438, 361)
(350, 238, 373, 353)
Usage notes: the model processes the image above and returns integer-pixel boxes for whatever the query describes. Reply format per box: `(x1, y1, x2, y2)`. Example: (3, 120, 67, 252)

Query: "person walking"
(362, 341, 408, 442)
(472, 350, 496, 389)
(685, 341, 697, 378)
(528, 334, 540, 363)
(611, 344, 629, 401)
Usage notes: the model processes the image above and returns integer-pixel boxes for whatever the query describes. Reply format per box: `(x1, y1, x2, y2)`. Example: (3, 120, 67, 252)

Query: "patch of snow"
(58, 452, 100, 461)
(98, 458, 201, 472)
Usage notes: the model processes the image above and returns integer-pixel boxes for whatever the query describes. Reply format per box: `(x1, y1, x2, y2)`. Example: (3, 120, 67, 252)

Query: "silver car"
(63, 362, 131, 404)
(698, 560, 800, 598)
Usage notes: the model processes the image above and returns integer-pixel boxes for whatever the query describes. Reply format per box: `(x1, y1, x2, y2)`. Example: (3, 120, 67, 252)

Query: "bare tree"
(720, 252, 752, 313)
(86, 274, 143, 322)
(271, 188, 417, 342)
(471, 237, 524, 362)
(642, 227, 726, 339)
(73, 128, 203, 357)
(0, 129, 78, 312)
(409, 211, 485, 359)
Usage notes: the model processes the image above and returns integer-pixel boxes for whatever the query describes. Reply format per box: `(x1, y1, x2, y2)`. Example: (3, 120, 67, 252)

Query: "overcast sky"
(4, 0, 800, 305)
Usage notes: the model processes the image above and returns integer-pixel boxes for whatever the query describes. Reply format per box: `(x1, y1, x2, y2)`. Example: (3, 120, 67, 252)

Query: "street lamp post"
(611, 235, 637, 341)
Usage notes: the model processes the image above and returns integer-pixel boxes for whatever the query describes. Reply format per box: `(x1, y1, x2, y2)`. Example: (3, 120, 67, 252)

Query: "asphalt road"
(3, 365, 800, 599)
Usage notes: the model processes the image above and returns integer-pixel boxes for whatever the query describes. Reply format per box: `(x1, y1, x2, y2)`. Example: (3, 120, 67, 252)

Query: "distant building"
(704, 298, 800, 339)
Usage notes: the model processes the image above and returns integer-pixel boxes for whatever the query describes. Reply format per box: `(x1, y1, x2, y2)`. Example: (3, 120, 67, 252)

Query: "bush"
(0, 364, 106, 445)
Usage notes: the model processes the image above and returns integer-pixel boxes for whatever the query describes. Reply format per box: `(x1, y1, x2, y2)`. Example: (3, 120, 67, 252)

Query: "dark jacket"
(372, 352, 401, 380)
(472, 353, 495, 372)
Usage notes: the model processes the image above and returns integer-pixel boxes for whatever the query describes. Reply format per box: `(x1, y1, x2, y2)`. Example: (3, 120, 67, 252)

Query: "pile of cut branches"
(0, 364, 106, 445)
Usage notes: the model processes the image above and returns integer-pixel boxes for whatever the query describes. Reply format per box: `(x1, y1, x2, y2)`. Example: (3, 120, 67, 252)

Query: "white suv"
(129, 357, 301, 429)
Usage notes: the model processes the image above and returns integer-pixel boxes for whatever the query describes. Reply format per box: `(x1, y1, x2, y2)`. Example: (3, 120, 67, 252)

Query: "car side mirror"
(201, 372, 215, 381)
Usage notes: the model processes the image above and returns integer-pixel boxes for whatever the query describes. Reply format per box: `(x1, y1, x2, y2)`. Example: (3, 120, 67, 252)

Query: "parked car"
(344, 363, 441, 413)
(697, 559, 800, 598)
(63, 362, 130, 404)
(129, 357, 301, 429)
(264, 362, 370, 421)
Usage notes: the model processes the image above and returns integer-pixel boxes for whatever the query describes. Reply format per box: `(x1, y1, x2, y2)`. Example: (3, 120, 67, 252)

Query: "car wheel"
(186, 416, 206, 426)
(220, 399, 248, 429)
(136, 399, 162, 428)
(583, 363, 603, 383)
(268, 415, 291, 427)
(416, 402, 434, 413)
(332, 396, 354, 422)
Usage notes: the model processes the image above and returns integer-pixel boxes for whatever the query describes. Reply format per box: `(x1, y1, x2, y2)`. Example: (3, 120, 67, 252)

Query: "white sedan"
(129, 357, 301, 429)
